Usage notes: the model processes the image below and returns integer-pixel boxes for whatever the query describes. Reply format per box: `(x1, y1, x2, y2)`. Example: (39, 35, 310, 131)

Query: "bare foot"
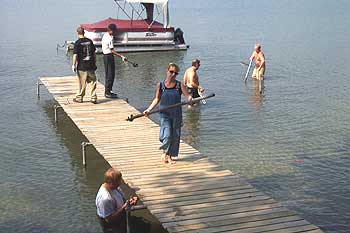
(161, 154, 167, 163)
(166, 155, 176, 164)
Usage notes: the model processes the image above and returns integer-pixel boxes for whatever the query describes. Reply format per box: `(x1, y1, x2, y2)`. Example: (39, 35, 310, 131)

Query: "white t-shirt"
(96, 185, 124, 218)
(102, 32, 114, 54)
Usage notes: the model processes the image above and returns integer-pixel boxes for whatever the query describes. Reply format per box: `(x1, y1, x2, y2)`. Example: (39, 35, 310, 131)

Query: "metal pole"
(81, 142, 92, 167)
(54, 105, 62, 123)
(126, 207, 131, 233)
(36, 81, 43, 97)
(82, 142, 87, 167)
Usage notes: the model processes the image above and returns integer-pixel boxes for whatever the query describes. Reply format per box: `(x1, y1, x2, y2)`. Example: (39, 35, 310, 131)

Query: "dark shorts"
(188, 88, 200, 98)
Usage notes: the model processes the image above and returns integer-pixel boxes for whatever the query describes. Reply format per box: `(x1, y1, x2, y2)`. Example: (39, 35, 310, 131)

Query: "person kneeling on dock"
(96, 168, 137, 233)
(143, 63, 192, 164)
(72, 27, 98, 104)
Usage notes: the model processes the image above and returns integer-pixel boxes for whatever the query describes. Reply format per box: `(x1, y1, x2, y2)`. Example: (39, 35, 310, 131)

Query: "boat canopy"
(116, 0, 168, 3)
(81, 17, 174, 32)
(113, 0, 169, 28)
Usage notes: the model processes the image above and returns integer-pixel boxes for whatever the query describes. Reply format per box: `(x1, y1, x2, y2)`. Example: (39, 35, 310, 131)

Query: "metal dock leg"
(54, 105, 62, 123)
(36, 81, 43, 97)
(81, 142, 92, 167)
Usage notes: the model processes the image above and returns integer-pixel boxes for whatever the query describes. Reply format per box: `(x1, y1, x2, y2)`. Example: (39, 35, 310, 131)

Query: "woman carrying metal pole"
(143, 63, 192, 164)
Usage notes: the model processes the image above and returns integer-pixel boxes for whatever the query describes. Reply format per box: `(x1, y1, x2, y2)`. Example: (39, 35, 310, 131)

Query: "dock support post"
(36, 81, 43, 97)
(54, 105, 62, 123)
(81, 142, 92, 167)
(126, 205, 147, 233)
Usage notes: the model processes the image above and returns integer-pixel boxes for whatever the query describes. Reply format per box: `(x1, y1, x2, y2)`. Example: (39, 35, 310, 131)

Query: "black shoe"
(90, 99, 97, 104)
(105, 93, 118, 98)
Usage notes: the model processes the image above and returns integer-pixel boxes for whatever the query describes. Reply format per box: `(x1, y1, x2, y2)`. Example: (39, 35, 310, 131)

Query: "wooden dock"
(40, 76, 324, 233)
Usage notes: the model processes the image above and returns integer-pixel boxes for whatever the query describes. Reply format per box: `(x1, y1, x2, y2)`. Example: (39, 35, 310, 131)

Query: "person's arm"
(143, 83, 161, 115)
(249, 51, 256, 61)
(257, 52, 265, 70)
(104, 200, 129, 223)
(183, 72, 187, 86)
(181, 83, 192, 102)
(111, 49, 127, 61)
(72, 54, 77, 72)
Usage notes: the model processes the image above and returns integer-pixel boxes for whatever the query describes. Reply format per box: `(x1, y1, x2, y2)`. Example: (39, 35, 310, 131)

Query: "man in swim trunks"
(250, 43, 266, 80)
(183, 59, 203, 98)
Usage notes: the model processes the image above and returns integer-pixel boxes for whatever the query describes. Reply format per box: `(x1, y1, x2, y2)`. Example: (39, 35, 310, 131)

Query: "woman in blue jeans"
(143, 63, 192, 164)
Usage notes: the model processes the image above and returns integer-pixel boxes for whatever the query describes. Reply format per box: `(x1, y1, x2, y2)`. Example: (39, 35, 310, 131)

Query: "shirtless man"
(183, 59, 203, 99)
(250, 43, 265, 80)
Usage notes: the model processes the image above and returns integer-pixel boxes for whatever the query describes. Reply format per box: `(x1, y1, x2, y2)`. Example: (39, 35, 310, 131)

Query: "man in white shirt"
(96, 168, 137, 233)
(102, 24, 127, 98)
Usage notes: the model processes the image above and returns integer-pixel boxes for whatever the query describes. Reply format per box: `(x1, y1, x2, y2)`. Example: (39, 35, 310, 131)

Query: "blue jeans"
(159, 116, 181, 157)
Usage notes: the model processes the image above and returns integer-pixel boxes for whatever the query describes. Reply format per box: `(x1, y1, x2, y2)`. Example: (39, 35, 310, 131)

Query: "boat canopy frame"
(113, 0, 170, 28)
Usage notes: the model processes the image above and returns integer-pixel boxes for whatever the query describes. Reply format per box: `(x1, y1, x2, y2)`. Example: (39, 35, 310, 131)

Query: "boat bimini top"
(113, 0, 170, 28)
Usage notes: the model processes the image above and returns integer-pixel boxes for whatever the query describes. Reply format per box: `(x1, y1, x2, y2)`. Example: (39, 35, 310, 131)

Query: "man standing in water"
(183, 59, 204, 99)
(96, 168, 137, 233)
(102, 23, 127, 98)
(72, 27, 97, 104)
(250, 43, 265, 80)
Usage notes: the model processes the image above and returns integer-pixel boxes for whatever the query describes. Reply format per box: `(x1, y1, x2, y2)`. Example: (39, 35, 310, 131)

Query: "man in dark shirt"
(72, 27, 97, 104)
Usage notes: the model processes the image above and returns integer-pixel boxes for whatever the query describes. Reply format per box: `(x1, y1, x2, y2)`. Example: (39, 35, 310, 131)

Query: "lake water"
(1, 0, 350, 232)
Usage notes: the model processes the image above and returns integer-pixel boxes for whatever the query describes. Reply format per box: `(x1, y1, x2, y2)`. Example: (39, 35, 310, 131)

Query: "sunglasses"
(169, 70, 179, 75)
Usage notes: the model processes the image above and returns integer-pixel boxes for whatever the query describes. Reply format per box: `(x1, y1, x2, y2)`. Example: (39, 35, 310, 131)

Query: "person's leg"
(106, 55, 115, 94)
(104, 54, 115, 95)
(75, 70, 88, 101)
(257, 66, 265, 80)
(87, 71, 97, 101)
(167, 124, 181, 164)
(252, 67, 257, 79)
(159, 116, 172, 162)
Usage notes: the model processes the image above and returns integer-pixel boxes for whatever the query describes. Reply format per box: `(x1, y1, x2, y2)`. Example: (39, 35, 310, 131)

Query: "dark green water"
(1, 0, 350, 232)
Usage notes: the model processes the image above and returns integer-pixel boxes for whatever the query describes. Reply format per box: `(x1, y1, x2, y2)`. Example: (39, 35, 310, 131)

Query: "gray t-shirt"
(96, 185, 124, 218)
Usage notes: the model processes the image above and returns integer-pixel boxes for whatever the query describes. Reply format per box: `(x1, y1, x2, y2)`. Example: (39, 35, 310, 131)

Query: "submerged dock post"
(36, 81, 43, 97)
(54, 105, 62, 123)
(81, 142, 92, 167)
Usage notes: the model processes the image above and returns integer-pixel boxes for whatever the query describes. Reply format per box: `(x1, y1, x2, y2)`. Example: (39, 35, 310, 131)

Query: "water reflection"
(182, 106, 202, 148)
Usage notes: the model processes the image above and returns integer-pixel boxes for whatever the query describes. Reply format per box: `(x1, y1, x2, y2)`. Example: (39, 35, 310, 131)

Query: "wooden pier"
(40, 76, 323, 233)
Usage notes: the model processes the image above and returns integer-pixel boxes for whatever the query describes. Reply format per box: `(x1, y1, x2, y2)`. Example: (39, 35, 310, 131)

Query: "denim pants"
(159, 116, 181, 157)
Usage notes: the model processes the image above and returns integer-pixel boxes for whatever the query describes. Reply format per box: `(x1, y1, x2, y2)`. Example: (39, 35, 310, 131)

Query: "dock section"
(40, 76, 323, 233)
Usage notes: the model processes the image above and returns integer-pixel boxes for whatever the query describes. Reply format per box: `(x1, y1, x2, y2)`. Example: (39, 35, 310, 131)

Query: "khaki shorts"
(252, 66, 265, 80)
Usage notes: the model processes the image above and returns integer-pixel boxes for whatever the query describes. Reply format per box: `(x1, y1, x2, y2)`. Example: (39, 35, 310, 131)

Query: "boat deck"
(39, 76, 324, 233)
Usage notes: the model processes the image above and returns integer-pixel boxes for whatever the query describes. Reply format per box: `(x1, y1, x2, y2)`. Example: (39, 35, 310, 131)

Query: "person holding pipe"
(96, 168, 137, 233)
(183, 59, 204, 99)
(249, 43, 265, 80)
(143, 63, 192, 164)
(102, 23, 127, 98)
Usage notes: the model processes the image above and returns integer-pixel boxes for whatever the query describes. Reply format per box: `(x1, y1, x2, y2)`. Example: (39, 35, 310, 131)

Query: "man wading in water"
(250, 43, 266, 80)
(183, 59, 204, 102)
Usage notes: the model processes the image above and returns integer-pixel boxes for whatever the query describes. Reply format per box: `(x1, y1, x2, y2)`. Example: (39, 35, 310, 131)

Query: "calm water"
(1, 0, 350, 232)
